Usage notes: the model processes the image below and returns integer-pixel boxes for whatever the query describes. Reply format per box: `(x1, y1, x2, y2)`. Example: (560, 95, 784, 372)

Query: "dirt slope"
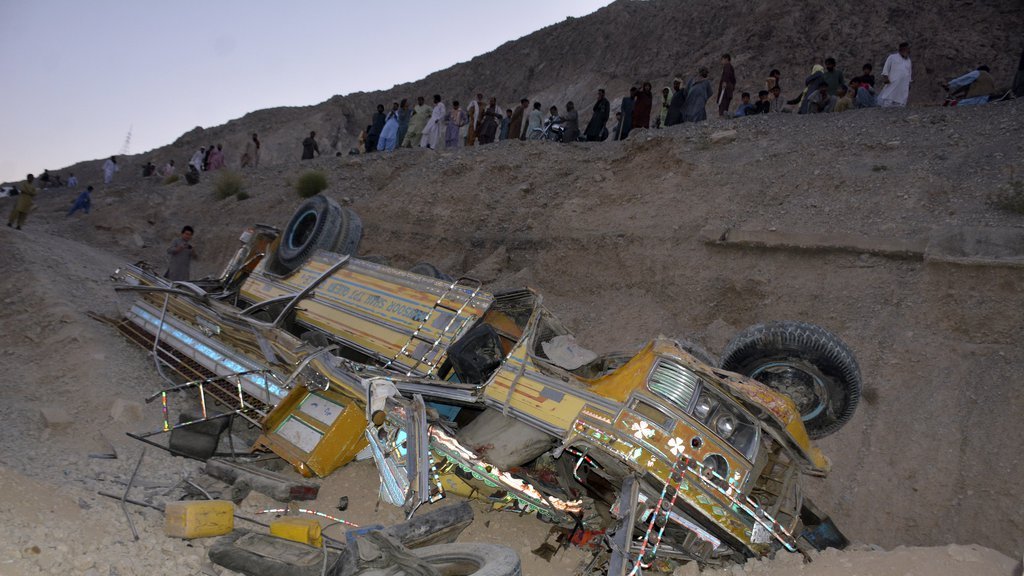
(3, 95, 1022, 570)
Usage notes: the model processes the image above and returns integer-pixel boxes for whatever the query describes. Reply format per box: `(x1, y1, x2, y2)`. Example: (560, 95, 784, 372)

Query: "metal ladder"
(628, 455, 691, 576)
(385, 277, 483, 377)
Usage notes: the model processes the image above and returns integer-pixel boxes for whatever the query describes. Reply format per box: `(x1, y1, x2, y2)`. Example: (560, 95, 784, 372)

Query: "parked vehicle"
(110, 195, 860, 569)
(528, 116, 566, 141)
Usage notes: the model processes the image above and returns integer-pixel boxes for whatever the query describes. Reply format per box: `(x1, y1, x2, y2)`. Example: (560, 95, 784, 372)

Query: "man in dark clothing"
(584, 89, 610, 141)
(302, 131, 320, 159)
(632, 82, 654, 130)
(717, 54, 736, 117)
(822, 57, 845, 96)
(618, 87, 637, 140)
(665, 78, 686, 126)
(510, 98, 529, 141)
(367, 104, 386, 152)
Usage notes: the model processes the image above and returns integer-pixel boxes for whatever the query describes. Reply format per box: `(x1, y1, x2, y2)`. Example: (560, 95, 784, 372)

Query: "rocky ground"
(2, 99, 1023, 575)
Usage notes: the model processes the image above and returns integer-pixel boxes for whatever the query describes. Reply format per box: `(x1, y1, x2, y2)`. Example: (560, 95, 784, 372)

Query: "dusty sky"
(0, 0, 613, 184)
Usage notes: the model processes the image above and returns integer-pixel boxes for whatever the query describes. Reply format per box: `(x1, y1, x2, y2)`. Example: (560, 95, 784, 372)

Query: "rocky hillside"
(49, 0, 1024, 181)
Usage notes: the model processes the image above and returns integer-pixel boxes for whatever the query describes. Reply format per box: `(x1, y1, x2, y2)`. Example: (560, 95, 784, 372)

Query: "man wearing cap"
(878, 42, 913, 107)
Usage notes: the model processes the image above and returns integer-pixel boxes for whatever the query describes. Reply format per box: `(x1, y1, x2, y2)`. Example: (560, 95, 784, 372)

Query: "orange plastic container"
(164, 500, 234, 539)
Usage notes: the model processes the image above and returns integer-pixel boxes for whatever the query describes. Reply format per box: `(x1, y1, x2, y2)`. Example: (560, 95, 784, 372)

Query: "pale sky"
(0, 0, 613, 184)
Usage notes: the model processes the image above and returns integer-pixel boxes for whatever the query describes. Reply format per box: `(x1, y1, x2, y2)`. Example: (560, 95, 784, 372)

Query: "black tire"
(409, 262, 454, 282)
(408, 543, 522, 576)
(719, 321, 861, 439)
(275, 195, 343, 273)
(673, 337, 717, 367)
(332, 206, 363, 256)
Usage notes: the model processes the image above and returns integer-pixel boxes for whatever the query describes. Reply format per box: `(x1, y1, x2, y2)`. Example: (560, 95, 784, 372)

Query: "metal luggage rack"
(115, 317, 273, 424)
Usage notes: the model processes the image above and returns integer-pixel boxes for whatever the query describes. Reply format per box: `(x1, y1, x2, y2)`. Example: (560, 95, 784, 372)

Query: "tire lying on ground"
(405, 543, 522, 576)
(273, 195, 362, 275)
(719, 321, 861, 439)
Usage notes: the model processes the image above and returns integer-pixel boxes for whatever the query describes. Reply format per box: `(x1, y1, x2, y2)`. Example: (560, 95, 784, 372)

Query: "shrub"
(214, 171, 244, 200)
(236, 190, 250, 201)
(163, 174, 180, 185)
(295, 171, 328, 198)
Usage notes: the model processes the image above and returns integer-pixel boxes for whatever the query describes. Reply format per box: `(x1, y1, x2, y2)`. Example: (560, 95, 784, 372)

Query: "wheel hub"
(750, 362, 828, 421)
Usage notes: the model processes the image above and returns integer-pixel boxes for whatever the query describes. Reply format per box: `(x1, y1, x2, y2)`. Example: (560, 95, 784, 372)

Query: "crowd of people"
(344, 42, 1018, 153)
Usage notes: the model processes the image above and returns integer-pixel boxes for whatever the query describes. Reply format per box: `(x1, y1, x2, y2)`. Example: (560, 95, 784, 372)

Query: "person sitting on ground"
(941, 65, 996, 105)
(66, 172, 78, 188)
(733, 92, 756, 117)
(751, 90, 771, 114)
(796, 64, 826, 114)
(851, 63, 876, 88)
(142, 160, 157, 177)
(770, 85, 786, 113)
(807, 81, 836, 113)
(67, 185, 93, 217)
(834, 85, 854, 112)
(850, 79, 876, 108)
(189, 147, 205, 173)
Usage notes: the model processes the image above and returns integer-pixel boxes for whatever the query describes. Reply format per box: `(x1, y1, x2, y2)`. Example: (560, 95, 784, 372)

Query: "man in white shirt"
(877, 42, 912, 107)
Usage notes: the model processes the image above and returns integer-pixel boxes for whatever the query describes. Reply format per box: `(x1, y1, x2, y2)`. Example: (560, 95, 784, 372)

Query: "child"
(733, 92, 756, 117)
(752, 90, 771, 114)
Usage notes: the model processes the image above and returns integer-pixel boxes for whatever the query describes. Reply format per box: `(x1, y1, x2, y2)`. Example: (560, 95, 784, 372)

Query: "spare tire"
(719, 321, 861, 439)
(332, 206, 363, 256)
(409, 543, 522, 576)
(275, 195, 343, 274)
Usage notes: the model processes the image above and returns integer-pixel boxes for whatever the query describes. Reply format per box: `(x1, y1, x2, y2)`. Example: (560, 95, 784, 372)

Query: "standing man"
(525, 102, 544, 139)
(632, 82, 653, 130)
(302, 131, 320, 159)
(420, 94, 446, 150)
(166, 226, 198, 281)
(242, 133, 261, 168)
(396, 99, 412, 147)
(509, 98, 528, 141)
(377, 102, 401, 151)
(717, 54, 736, 117)
(665, 78, 686, 126)
(6, 174, 36, 230)
(684, 67, 714, 122)
(367, 105, 386, 152)
(465, 93, 484, 146)
(403, 97, 431, 148)
(617, 87, 636, 140)
(877, 42, 912, 107)
(584, 89, 610, 141)
(477, 97, 500, 144)
(103, 156, 119, 184)
(821, 57, 845, 96)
